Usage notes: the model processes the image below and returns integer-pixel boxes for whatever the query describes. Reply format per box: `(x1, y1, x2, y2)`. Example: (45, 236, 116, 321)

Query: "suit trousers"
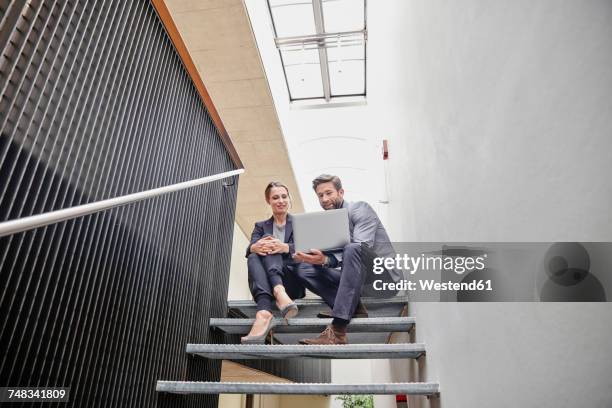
(296, 242, 366, 321)
(247, 253, 305, 312)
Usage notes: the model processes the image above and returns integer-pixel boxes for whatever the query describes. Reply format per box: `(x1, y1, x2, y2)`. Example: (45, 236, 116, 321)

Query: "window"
(268, 0, 367, 102)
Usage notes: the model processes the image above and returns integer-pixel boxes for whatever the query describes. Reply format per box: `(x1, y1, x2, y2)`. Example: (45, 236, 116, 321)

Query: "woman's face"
(267, 186, 289, 215)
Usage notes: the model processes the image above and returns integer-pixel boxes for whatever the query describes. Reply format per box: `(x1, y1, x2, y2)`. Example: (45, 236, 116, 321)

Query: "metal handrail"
(0, 168, 244, 238)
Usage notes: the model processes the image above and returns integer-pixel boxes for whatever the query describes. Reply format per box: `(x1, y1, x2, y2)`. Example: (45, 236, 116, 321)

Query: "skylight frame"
(267, 0, 367, 103)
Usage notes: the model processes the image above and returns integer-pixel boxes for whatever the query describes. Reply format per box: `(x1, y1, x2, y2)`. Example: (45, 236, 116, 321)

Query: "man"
(293, 174, 398, 345)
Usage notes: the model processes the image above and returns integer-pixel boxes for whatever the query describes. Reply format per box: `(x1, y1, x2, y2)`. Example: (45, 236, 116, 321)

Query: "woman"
(241, 181, 303, 344)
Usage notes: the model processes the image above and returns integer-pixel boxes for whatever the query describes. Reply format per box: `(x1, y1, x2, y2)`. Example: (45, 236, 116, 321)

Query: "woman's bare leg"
(244, 310, 273, 338)
(273, 285, 294, 309)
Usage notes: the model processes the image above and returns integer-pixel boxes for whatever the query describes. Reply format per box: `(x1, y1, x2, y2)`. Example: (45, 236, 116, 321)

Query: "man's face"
(315, 182, 344, 210)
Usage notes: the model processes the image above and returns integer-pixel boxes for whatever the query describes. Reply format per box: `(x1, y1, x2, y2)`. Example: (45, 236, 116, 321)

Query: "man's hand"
(293, 249, 326, 265)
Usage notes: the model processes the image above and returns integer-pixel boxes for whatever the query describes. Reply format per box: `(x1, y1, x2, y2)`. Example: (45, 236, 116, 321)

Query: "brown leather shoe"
(299, 324, 347, 345)
(316, 301, 368, 319)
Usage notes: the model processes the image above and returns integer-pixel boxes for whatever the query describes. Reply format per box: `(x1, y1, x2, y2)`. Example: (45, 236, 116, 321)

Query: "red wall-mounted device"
(382, 139, 389, 160)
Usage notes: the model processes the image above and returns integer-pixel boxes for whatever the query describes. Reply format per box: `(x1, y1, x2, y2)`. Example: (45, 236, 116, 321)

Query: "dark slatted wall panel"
(0, 1, 238, 407)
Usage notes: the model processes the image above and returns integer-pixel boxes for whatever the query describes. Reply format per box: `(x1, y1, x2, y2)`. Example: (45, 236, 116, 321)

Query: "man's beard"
(322, 198, 343, 210)
(331, 198, 344, 209)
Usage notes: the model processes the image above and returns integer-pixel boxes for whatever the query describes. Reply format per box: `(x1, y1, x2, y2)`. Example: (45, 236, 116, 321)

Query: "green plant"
(335, 394, 374, 408)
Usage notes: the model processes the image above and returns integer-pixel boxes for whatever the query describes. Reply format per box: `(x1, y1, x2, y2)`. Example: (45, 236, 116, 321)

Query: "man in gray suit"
(293, 174, 398, 345)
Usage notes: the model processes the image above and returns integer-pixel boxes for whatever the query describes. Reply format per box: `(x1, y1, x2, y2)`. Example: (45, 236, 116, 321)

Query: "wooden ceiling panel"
(169, 5, 253, 51)
(192, 46, 261, 82)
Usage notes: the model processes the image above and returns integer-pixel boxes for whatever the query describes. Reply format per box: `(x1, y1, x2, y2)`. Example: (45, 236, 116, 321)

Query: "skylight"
(268, 0, 367, 102)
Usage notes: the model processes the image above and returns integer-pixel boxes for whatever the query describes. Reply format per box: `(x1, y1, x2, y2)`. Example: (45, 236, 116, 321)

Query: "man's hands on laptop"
(293, 249, 326, 265)
(251, 236, 289, 255)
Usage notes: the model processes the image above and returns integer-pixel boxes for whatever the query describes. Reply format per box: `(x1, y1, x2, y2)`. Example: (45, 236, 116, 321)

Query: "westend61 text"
(373, 279, 493, 292)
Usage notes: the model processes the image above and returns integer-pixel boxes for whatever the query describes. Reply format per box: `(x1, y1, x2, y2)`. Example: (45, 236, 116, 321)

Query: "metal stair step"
(156, 381, 439, 395)
(186, 343, 425, 360)
(210, 317, 415, 334)
(228, 296, 409, 307)
(228, 296, 409, 319)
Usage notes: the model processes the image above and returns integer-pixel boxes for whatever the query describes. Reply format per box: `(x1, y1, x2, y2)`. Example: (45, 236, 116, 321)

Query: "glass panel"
(326, 39, 364, 61)
(270, 1, 317, 37)
(281, 48, 324, 99)
(321, 0, 365, 33)
(327, 43, 365, 95)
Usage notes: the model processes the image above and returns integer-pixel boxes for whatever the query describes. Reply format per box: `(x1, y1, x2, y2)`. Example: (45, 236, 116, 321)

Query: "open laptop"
(292, 208, 350, 253)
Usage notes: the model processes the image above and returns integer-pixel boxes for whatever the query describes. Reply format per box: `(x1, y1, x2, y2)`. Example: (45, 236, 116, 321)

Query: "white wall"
(377, 1, 612, 407)
(401, 303, 612, 408)
(378, 0, 612, 243)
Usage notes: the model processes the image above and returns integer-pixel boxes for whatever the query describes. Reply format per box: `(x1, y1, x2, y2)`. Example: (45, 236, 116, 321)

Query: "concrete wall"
(378, 1, 612, 407)
(397, 303, 612, 408)
(377, 0, 612, 243)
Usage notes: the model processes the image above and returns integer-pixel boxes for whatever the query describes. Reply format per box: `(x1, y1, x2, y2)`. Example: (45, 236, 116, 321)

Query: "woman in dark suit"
(241, 181, 303, 344)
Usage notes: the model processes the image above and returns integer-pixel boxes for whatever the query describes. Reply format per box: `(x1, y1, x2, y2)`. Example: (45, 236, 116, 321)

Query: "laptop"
(292, 208, 350, 253)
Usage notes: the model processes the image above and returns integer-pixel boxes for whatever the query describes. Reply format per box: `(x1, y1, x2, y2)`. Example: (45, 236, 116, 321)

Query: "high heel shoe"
(278, 302, 299, 320)
(273, 286, 299, 320)
(240, 315, 274, 344)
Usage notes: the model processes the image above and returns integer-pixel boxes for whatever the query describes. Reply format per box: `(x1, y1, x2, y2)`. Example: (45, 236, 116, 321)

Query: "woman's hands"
(250, 236, 289, 256)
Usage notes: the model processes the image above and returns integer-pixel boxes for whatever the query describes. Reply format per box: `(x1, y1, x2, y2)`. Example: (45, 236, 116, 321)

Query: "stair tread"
(156, 380, 439, 395)
(186, 343, 425, 359)
(210, 317, 415, 334)
(228, 296, 409, 308)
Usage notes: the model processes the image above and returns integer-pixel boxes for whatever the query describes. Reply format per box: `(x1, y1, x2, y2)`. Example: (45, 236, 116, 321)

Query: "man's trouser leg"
(295, 263, 341, 308)
(332, 243, 366, 321)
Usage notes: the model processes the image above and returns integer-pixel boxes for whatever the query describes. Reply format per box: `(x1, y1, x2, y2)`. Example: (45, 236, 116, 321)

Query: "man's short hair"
(312, 174, 342, 191)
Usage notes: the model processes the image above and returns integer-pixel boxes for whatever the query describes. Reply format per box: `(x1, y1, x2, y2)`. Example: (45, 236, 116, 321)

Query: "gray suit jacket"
(329, 201, 401, 282)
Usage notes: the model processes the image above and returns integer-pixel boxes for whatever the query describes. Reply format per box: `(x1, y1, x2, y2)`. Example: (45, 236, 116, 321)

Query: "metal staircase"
(156, 296, 440, 398)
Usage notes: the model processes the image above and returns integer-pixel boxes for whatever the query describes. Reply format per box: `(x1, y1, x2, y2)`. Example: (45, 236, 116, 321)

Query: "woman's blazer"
(245, 214, 295, 258)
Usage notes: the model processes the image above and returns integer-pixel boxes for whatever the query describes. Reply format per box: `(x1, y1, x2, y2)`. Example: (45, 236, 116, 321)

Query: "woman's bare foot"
(273, 285, 294, 310)
(244, 310, 273, 338)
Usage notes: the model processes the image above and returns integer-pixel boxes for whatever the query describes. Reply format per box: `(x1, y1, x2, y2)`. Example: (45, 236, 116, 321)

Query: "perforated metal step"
(210, 316, 415, 334)
(156, 380, 439, 395)
(227, 296, 409, 319)
(186, 343, 425, 360)
(227, 296, 410, 344)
